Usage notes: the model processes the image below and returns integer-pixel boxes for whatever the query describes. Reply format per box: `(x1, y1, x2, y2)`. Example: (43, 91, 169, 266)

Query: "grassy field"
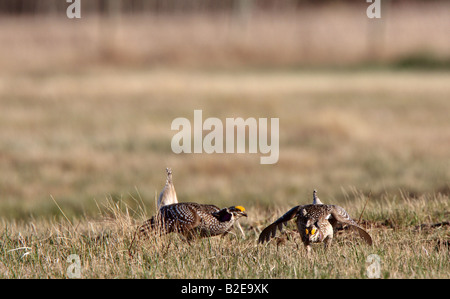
(0, 4, 449, 279)
(0, 192, 448, 278)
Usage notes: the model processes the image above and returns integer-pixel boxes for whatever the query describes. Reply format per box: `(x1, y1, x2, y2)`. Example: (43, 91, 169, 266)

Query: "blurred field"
(1, 2, 450, 72)
(1, 67, 449, 219)
(0, 2, 449, 279)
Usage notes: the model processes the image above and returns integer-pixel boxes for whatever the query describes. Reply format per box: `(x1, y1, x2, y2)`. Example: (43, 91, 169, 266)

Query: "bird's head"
(229, 206, 247, 218)
(213, 205, 247, 222)
(305, 220, 320, 242)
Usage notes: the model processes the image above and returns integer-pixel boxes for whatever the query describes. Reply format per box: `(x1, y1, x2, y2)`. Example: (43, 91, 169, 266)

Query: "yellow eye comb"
(234, 206, 245, 212)
(305, 228, 316, 235)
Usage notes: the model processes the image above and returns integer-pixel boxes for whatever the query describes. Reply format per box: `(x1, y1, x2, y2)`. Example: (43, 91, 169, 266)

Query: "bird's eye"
(311, 228, 316, 235)
(305, 229, 309, 235)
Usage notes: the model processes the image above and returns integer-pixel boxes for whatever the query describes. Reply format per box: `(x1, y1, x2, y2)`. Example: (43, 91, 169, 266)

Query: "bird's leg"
(220, 231, 230, 239)
(128, 229, 140, 258)
(234, 222, 246, 238)
(303, 239, 312, 256)
(184, 231, 196, 245)
(160, 237, 173, 258)
(305, 244, 312, 257)
(323, 236, 333, 250)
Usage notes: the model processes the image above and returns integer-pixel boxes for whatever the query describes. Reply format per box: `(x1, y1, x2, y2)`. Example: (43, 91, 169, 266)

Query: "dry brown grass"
(0, 192, 448, 278)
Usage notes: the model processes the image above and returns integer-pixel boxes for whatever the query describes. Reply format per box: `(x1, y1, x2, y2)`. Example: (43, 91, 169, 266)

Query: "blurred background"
(0, 0, 449, 220)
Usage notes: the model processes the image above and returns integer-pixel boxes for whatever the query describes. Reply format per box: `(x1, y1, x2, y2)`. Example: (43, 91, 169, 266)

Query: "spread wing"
(258, 205, 304, 244)
(329, 205, 373, 245)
